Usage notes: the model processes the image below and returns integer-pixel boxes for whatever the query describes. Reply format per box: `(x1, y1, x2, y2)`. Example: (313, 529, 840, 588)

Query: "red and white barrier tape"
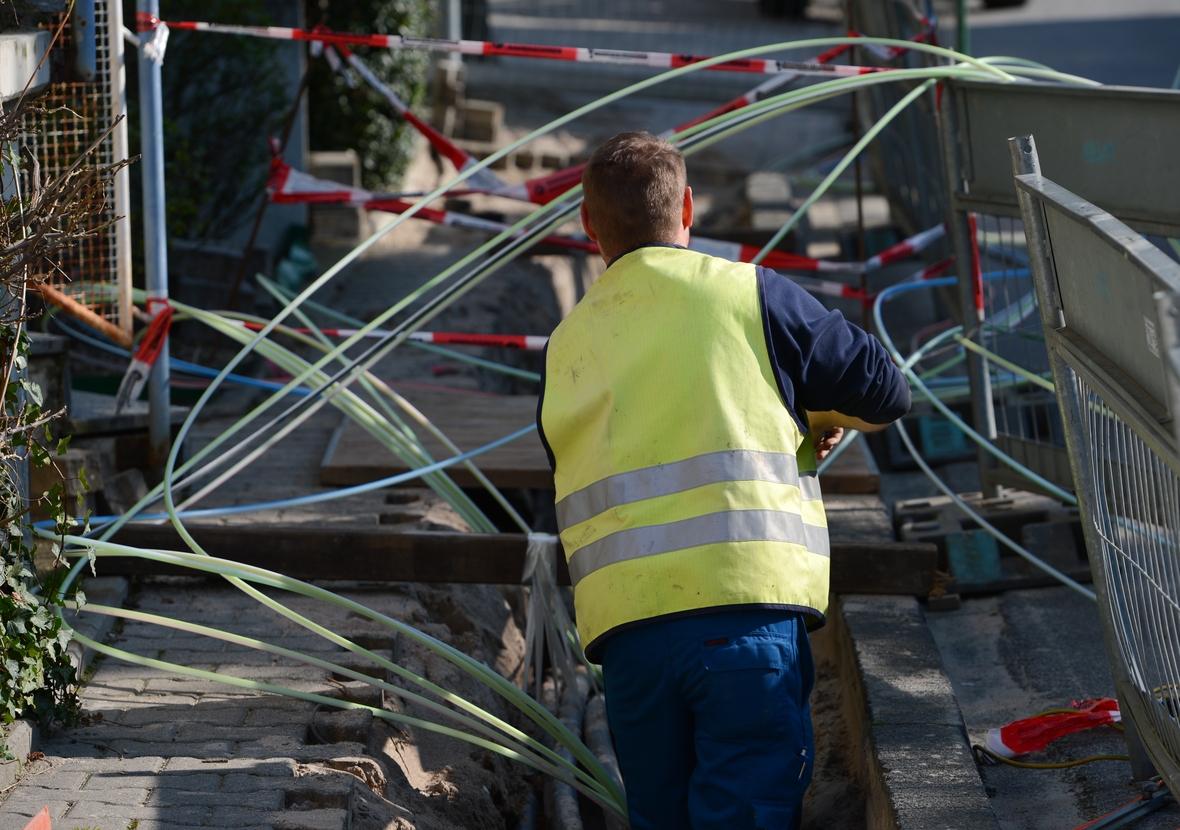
(268, 161, 949, 287)
(142, 15, 896, 79)
(329, 45, 507, 193)
(985, 698, 1121, 760)
(237, 320, 549, 351)
(115, 303, 172, 415)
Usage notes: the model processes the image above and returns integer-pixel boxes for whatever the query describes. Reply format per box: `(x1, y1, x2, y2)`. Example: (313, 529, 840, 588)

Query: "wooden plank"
(818, 437, 881, 494)
(320, 387, 552, 490)
(106, 526, 936, 594)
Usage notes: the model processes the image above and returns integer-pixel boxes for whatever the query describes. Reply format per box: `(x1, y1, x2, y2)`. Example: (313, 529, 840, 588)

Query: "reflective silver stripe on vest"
(566, 509, 831, 586)
(556, 449, 822, 530)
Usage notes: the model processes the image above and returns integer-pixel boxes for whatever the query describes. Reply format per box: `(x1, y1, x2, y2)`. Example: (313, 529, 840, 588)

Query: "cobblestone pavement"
(0, 578, 387, 830)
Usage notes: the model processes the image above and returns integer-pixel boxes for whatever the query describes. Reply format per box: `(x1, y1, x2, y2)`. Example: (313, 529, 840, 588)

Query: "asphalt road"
(964, 0, 1180, 87)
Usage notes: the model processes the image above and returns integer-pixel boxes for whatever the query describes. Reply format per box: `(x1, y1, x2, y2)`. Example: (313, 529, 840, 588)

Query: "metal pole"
(938, 82, 997, 494)
(956, 0, 970, 56)
(106, 0, 133, 339)
(137, 0, 169, 466)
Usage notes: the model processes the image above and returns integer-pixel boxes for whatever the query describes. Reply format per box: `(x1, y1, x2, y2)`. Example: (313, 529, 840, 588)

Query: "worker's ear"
(580, 202, 599, 242)
(681, 186, 694, 231)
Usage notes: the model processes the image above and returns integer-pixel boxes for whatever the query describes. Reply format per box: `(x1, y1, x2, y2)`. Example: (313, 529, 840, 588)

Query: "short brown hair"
(582, 132, 686, 256)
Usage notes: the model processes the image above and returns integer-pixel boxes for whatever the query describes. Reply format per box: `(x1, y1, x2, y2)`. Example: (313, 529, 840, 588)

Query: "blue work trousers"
(601, 609, 815, 830)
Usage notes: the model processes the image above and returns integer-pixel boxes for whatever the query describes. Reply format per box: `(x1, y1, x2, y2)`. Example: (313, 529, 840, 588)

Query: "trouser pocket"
(701, 633, 799, 740)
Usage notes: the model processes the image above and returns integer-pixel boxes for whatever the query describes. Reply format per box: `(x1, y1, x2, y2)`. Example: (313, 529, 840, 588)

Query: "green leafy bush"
(305, 0, 436, 192)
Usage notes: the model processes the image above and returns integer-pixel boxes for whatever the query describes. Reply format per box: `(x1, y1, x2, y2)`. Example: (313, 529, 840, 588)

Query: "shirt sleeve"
(757, 265, 911, 431)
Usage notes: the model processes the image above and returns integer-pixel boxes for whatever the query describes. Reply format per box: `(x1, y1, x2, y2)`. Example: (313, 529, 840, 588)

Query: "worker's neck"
(603, 230, 691, 266)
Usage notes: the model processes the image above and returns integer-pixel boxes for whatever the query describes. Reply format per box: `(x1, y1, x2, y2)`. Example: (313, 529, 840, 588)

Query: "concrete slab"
(837, 595, 998, 830)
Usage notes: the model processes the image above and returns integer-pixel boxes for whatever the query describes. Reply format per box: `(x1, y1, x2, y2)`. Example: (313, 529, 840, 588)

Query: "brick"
(66, 723, 179, 743)
(84, 772, 221, 792)
(102, 740, 235, 758)
(234, 743, 367, 762)
(0, 801, 72, 827)
(159, 649, 234, 667)
(154, 634, 233, 652)
(45, 785, 151, 805)
(220, 773, 304, 795)
(175, 724, 305, 743)
(213, 665, 327, 681)
(145, 787, 285, 809)
(284, 774, 355, 810)
(49, 756, 168, 774)
(272, 808, 350, 830)
(38, 740, 106, 759)
(242, 695, 316, 710)
(77, 707, 128, 725)
(142, 678, 262, 695)
(125, 705, 249, 728)
(245, 708, 314, 728)
(21, 768, 89, 789)
(120, 707, 193, 727)
(205, 807, 348, 829)
(205, 649, 281, 667)
(166, 757, 295, 774)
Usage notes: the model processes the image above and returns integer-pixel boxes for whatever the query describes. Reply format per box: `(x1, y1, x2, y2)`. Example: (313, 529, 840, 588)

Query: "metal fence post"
(136, 0, 169, 466)
(106, 0, 133, 339)
(940, 86, 997, 494)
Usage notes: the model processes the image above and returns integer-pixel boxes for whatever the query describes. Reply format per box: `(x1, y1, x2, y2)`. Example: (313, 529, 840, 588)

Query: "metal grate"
(21, 5, 120, 326)
(976, 212, 1073, 495)
(1073, 366, 1180, 778)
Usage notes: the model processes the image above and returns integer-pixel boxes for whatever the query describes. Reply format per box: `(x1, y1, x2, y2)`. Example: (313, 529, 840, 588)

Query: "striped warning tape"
(140, 15, 896, 78)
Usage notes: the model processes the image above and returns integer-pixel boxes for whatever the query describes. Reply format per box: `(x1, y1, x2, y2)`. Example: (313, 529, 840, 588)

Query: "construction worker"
(537, 132, 910, 830)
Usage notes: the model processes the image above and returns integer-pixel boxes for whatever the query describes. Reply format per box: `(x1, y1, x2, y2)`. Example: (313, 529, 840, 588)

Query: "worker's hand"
(813, 426, 844, 461)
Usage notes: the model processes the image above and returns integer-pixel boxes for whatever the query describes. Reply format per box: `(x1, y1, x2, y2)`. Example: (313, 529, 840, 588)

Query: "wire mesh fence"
(1017, 135, 1180, 791)
(1072, 367, 1180, 783)
(976, 211, 1073, 494)
(20, 3, 122, 327)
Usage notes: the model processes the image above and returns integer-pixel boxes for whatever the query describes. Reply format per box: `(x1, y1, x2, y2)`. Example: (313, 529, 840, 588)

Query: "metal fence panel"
(951, 80, 1180, 237)
(20, 0, 129, 333)
(1014, 133, 1180, 792)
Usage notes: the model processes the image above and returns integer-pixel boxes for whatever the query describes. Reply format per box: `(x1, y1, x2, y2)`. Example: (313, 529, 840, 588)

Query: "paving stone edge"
(835, 594, 1001, 830)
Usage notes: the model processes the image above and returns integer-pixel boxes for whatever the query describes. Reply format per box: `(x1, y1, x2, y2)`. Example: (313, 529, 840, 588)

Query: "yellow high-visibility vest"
(540, 246, 830, 658)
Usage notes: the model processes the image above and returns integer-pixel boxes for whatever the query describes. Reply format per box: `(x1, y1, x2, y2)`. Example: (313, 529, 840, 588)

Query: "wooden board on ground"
(320, 385, 880, 494)
(320, 386, 551, 489)
(107, 526, 938, 595)
(818, 437, 880, 494)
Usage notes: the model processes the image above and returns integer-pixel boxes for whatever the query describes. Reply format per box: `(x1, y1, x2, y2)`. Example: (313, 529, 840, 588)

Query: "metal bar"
(106, 0, 132, 337)
(941, 85, 996, 494)
(136, 0, 169, 466)
(949, 80, 1180, 238)
(955, 0, 969, 56)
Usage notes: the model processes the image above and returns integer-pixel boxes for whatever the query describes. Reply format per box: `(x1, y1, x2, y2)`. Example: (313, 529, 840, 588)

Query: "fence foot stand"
(1121, 712, 1158, 783)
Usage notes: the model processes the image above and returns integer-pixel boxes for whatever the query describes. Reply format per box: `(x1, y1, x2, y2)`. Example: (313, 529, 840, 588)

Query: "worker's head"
(581, 132, 692, 263)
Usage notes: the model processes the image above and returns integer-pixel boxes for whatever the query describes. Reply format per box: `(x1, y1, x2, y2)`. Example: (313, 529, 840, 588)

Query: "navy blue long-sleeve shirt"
(536, 249, 910, 469)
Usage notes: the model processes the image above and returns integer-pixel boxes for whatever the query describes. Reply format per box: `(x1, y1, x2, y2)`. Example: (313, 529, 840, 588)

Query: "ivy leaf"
(56, 435, 71, 455)
(77, 467, 90, 492)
